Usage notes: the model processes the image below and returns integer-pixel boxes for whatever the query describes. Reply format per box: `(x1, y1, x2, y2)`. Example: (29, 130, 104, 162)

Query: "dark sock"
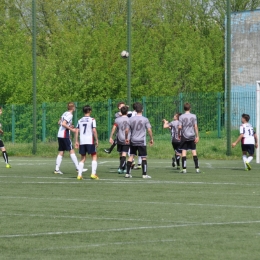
(2, 151, 8, 164)
(126, 161, 132, 174)
(176, 155, 180, 166)
(120, 156, 126, 170)
(142, 160, 147, 175)
(182, 156, 186, 169)
(193, 156, 199, 168)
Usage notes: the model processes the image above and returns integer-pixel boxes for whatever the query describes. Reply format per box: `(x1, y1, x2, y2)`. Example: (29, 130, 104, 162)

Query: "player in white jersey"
(178, 103, 200, 173)
(54, 102, 80, 174)
(75, 105, 99, 180)
(232, 113, 258, 170)
(0, 107, 11, 168)
(163, 113, 182, 170)
(109, 106, 130, 174)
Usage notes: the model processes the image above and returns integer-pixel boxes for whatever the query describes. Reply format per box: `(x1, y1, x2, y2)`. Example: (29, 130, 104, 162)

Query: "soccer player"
(54, 102, 80, 174)
(178, 103, 200, 173)
(104, 101, 126, 154)
(125, 102, 154, 178)
(0, 107, 11, 168)
(75, 105, 99, 180)
(162, 113, 182, 169)
(232, 113, 258, 170)
(109, 106, 130, 174)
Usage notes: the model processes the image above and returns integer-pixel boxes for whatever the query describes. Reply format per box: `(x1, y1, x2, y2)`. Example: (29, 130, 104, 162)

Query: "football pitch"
(0, 157, 260, 260)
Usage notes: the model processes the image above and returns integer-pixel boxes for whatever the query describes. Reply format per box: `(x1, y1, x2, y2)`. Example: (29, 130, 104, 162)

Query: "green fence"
(0, 92, 255, 143)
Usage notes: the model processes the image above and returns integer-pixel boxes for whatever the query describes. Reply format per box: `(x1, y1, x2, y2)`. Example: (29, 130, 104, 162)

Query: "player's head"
(83, 105, 92, 114)
(173, 113, 182, 120)
(135, 103, 143, 113)
(241, 113, 250, 123)
(117, 102, 125, 109)
(184, 103, 191, 111)
(120, 106, 128, 116)
(67, 102, 76, 111)
(133, 102, 141, 111)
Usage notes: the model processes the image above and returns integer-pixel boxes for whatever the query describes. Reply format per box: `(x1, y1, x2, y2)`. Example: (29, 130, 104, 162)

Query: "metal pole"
(32, 0, 37, 154)
(226, 0, 231, 155)
(127, 0, 131, 107)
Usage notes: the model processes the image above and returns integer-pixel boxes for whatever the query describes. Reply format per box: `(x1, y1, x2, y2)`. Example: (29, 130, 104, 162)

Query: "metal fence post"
(107, 99, 112, 139)
(11, 105, 15, 143)
(42, 103, 46, 142)
(217, 93, 221, 138)
(142, 96, 146, 117)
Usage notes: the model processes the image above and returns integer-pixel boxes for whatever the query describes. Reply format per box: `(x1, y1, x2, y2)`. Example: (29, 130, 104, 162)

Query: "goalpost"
(256, 81, 260, 163)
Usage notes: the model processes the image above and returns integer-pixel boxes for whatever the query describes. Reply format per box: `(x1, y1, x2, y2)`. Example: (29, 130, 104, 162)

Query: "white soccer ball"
(121, 50, 129, 58)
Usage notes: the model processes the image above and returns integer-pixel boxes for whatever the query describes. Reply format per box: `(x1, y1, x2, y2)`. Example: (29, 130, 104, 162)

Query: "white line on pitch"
(1, 220, 260, 239)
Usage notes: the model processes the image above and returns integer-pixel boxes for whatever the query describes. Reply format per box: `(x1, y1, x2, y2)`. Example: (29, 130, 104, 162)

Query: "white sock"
(78, 162, 84, 177)
(247, 156, 253, 163)
(138, 156, 142, 165)
(92, 160, 97, 174)
(55, 155, 62, 171)
(242, 155, 247, 168)
(70, 153, 79, 169)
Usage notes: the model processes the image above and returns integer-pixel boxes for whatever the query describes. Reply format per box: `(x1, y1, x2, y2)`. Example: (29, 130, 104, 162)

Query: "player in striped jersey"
(54, 102, 80, 174)
(75, 105, 99, 180)
(0, 107, 11, 168)
(232, 113, 258, 170)
(163, 113, 182, 170)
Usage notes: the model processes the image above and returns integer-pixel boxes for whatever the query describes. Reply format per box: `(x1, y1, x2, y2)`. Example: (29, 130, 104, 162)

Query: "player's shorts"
(179, 138, 196, 151)
(241, 144, 255, 155)
(79, 144, 96, 155)
(117, 144, 130, 153)
(0, 139, 4, 148)
(58, 138, 73, 151)
(130, 146, 147, 157)
(172, 141, 182, 154)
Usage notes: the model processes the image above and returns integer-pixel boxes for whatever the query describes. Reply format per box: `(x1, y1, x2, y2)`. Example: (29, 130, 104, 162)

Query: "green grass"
(1, 157, 260, 259)
(5, 137, 243, 159)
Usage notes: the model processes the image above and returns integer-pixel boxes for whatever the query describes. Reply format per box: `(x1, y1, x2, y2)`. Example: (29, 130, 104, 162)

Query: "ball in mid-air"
(121, 50, 129, 58)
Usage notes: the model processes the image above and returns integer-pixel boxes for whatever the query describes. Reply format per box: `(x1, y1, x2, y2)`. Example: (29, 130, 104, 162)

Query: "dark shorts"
(0, 139, 4, 148)
(179, 138, 196, 151)
(241, 144, 254, 155)
(58, 138, 73, 151)
(117, 144, 130, 153)
(79, 144, 96, 155)
(172, 141, 182, 154)
(130, 146, 147, 157)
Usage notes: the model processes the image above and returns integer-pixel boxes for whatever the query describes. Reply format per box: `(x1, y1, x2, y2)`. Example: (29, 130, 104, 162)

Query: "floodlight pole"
(127, 0, 131, 107)
(32, 0, 37, 154)
(226, 0, 231, 155)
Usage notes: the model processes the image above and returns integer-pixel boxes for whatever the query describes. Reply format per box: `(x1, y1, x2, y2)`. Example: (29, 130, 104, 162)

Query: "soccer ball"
(121, 50, 129, 58)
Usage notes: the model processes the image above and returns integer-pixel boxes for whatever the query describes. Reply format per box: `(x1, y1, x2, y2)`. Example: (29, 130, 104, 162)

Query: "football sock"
(176, 155, 180, 166)
(55, 155, 62, 171)
(182, 156, 187, 169)
(70, 153, 79, 169)
(193, 156, 199, 168)
(78, 162, 84, 177)
(2, 151, 8, 164)
(242, 155, 247, 168)
(247, 156, 253, 163)
(126, 161, 132, 174)
(92, 160, 97, 174)
(138, 156, 142, 165)
(120, 156, 126, 170)
(142, 160, 147, 175)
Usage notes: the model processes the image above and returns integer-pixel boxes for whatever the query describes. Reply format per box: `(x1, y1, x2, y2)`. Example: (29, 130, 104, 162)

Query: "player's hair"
(175, 113, 182, 120)
(83, 105, 92, 114)
(135, 103, 143, 113)
(117, 101, 125, 109)
(184, 103, 191, 111)
(120, 106, 128, 115)
(133, 102, 141, 110)
(242, 113, 250, 122)
(67, 102, 75, 110)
